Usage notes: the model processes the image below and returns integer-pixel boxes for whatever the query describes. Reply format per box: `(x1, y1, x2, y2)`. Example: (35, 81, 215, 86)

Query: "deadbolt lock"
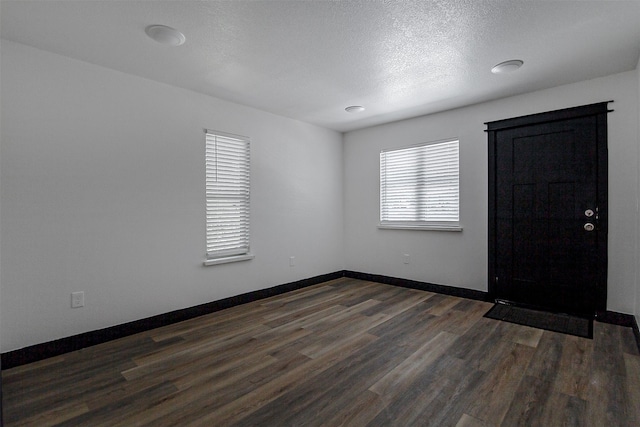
(585, 209, 594, 217)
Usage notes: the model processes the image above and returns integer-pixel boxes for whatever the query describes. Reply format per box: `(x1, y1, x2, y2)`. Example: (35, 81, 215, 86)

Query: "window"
(380, 139, 460, 230)
(204, 129, 253, 265)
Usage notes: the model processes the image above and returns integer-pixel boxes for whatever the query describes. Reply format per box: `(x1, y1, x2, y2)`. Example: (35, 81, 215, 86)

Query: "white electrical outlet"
(403, 254, 410, 264)
(289, 256, 295, 267)
(71, 291, 85, 308)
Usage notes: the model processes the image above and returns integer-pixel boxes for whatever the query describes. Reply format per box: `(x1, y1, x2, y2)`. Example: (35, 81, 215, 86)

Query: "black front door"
(487, 103, 609, 317)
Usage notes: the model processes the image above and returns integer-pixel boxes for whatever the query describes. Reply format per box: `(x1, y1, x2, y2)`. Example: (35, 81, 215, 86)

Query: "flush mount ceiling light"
(491, 59, 524, 74)
(145, 25, 185, 46)
(345, 105, 365, 113)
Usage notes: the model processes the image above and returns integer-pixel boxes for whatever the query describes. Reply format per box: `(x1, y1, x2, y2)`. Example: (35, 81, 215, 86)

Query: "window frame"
(379, 138, 462, 232)
(203, 129, 254, 266)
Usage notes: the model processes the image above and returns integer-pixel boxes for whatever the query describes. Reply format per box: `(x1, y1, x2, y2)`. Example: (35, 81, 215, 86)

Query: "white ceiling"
(2, 1, 640, 132)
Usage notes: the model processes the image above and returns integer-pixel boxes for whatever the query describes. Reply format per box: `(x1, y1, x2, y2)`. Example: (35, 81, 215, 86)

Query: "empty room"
(1, 1, 640, 426)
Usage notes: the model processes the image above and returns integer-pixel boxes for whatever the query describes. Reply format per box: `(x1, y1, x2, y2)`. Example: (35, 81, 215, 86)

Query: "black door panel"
(488, 104, 608, 317)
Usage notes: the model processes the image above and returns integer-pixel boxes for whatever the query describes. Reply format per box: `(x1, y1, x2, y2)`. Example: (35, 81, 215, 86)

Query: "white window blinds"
(205, 130, 251, 260)
(380, 139, 459, 224)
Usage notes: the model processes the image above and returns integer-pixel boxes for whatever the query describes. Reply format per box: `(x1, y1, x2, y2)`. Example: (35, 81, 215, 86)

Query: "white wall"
(344, 71, 640, 315)
(0, 40, 3, 372)
(2, 39, 639, 355)
(0, 40, 344, 352)
(636, 56, 640, 326)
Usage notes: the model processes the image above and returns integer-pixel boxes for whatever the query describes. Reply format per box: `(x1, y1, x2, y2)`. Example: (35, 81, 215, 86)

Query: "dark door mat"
(484, 304, 593, 339)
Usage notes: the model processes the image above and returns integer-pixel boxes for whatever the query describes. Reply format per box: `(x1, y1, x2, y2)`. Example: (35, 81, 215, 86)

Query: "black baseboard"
(343, 270, 491, 302)
(4, 270, 639, 369)
(596, 311, 640, 354)
(595, 310, 636, 327)
(633, 317, 640, 354)
(1, 271, 344, 370)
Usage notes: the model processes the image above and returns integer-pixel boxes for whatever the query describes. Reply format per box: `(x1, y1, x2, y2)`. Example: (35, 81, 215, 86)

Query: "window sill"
(378, 224, 463, 232)
(203, 253, 255, 266)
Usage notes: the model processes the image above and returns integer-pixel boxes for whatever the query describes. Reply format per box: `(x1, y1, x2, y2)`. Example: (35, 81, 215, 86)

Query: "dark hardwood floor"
(2, 278, 639, 426)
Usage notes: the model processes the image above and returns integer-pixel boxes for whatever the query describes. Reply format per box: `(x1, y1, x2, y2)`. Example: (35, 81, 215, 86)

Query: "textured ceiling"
(2, 1, 640, 132)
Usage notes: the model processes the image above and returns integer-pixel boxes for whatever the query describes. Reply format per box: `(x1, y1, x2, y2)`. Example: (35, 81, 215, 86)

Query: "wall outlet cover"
(71, 291, 85, 308)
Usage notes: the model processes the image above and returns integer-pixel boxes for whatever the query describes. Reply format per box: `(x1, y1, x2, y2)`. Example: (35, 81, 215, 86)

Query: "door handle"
(584, 223, 595, 232)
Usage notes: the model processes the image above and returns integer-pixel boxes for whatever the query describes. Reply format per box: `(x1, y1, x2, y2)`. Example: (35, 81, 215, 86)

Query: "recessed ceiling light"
(491, 59, 523, 74)
(345, 106, 365, 113)
(145, 25, 186, 46)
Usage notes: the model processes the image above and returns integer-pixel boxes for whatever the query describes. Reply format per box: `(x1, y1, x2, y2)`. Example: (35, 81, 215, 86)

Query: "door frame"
(487, 102, 611, 316)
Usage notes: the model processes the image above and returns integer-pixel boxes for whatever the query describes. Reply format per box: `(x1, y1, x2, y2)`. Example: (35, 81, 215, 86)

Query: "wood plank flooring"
(3, 278, 639, 426)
